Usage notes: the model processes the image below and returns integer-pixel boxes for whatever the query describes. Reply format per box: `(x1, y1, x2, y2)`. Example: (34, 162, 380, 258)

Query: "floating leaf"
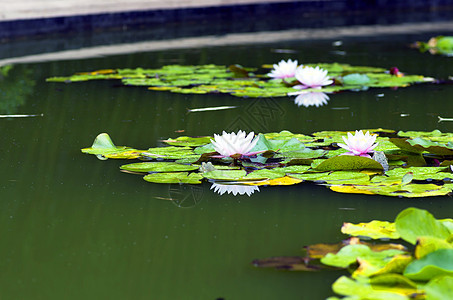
(342, 73, 371, 86)
(414, 36, 453, 56)
(415, 236, 453, 259)
(331, 276, 413, 300)
(81, 133, 141, 159)
(244, 176, 303, 186)
(120, 162, 198, 173)
(341, 220, 399, 240)
(163, 136, 212, 147)
(424, 275, 453, 300)
(395, 207, 451, 245)
(320, 244, 405, 275)
(143, 146, 195, 159)
(143, 172, 203, 184)
(404, 249, 453, 281)
(202, 169, 248, 181)
(390, 137, 453, 155)
(314, 155, 384, 171)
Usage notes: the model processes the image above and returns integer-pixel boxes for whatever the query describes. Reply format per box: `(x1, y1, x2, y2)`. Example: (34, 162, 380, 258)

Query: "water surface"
(0, 31, 453, 299)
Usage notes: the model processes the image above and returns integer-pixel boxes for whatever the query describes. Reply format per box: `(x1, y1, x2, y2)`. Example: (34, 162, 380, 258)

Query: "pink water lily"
(211, 130, 259, 158)
(267, 59, 299, 79)
(293, 66, 333, 89)
(337, 130, 379, 158)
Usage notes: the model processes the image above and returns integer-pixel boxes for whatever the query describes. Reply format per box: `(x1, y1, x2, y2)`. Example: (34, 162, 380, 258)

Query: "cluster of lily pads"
(82, 128, 453, 198)
(47, 62, 434, 99)
(253, 207, 453, 299)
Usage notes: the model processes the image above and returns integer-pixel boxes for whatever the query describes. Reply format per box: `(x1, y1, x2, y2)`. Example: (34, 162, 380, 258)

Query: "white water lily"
(211, 130, 259, 157)
(294, 92, 329, 107)
(293, 66, 333, 89)
(337, 130, 379, 158)
(267, 59, 299, 79)
(211, 183, 260, 196)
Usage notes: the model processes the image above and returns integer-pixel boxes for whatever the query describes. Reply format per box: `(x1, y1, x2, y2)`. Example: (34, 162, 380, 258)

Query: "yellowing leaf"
(341, 220, 400, 240)
(244, 176, 302, 186)
(330, 185, 376, 195)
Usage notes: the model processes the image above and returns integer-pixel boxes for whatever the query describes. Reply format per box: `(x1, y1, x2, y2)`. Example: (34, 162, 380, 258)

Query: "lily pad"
(404, 249, 453, 281)
(390, 137, 453, 155)
(143, 172, 203, 184)
(320, 244, 406, 277)
(330, 275, 413, 300)
(395, 207, 451, 245)
(163, 136, 212, 147)
(414, 36, 453, 56)
(341, 220, 399, 240)
(314, 155, 384, 171)
(425, 275, 453, 300)
(120, 162, 199, 173)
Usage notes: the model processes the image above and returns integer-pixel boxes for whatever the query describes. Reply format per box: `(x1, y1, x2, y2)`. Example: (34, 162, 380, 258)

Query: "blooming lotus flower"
(294, 92, 329, 107)
(211, 130, 259, 158)
(293, 66, 333, 89)
(211, 183, 260, 196)
(337, 130, 379, 158)
(267, 59, 299, 79)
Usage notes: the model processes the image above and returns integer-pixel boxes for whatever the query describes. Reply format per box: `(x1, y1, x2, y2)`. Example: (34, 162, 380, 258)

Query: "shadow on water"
(0, 29, 453, 299)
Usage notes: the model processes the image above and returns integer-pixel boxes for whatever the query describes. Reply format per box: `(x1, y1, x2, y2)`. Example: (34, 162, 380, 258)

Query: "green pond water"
(1, 32, 453, 299)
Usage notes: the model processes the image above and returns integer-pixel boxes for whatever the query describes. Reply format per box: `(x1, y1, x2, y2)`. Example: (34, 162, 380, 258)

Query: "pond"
(1, 25, 453, 299)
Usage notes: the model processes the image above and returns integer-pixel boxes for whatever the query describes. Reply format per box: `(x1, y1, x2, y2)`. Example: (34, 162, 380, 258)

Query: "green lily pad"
(390, 137, 453, 155)
(143, 172, 203, 184)
(120, 162, 199, 173)
(81, 133, 143, 159)
(163, 136, 212, 147)
(342, 73, 371, 86)
(81, 133, 129, 155)
(395, 207, 452, 245)
(244, 169, 286, 180)
(321, 244, 405, 277)
(314, 155, 384, 171)
(404, 249, 453, 281)
(202, 169, 248, 181)
(425, 275, 453, 300)
(414, 36, 453, 56)
(330, 276, 412, 300)
(143, 146, 195, 159)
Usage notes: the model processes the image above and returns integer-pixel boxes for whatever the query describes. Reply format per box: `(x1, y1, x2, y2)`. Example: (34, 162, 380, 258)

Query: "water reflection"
(210, 183, 260, 196)
(168, 185, 204, 208)
(293, 91, 330, 107)
(0, 65, 35, 114)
